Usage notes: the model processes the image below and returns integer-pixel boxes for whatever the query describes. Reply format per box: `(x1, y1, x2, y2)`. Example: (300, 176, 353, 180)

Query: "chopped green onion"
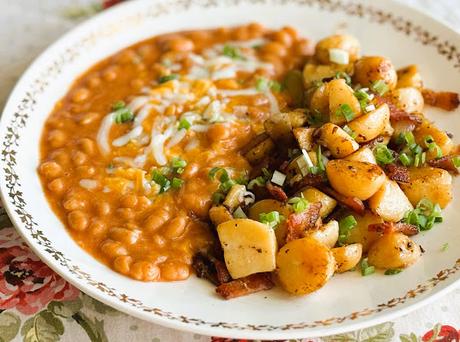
(423, 135, 443, 159)
(452, 156, 460, 167)
(178, 118, 191, 130)
(360, 258, 375, 276)
(223, 45, 243, 59)
(413, 152, 422, 167)
(209, 167, 227, 180)
(335, 104, 355, 122)
(259, 211, 283, 229)
(403, 198, 443, 231)
(235, 176, 248, 186)
(374, 144, 395, 165)
(343, 125, 357, 139)
(271, 170, 286, 186)
(112, 100, 126, 110)
(441, 243, 449, 251)
(158, 74, 178, 83)
(171, 157, 187, 174)
(397, 132, 417, 149)
(335, 71, 352, 85)
(212, 192, 225, 205)
(354, 88, 374, 111)
(371, 80, 389, 96)
(307, 109, 327, 127)
(329, 48, 349, 65)
(316, 145, 325, 172)
(256, 77, 282, 92)
(261, 168, 271, 179)
(288, 197, 309, 213)
(384, 269, 402, 275)
(399, 153, 412, 166)
(151, 170, 171, 193)
(338, 215, 357, 245)
(112, 102, 134, 124)
(247, 176, 266, 190)
(219, 179, 236, 193)
(233, 207, 247, 219)
(171, 177, 184, 189)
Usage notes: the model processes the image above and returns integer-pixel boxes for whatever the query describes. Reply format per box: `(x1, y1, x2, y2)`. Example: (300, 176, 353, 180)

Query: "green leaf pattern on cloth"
(21, 311, 64, 342)
(0, 312, 21, 342)
(323, 323, 395, 342)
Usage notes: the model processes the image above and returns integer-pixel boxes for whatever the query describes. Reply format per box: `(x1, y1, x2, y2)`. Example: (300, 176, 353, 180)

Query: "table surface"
(0, 1, 459, 341)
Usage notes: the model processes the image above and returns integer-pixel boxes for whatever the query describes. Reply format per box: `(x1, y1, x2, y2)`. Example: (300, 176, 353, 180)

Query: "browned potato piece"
(264, 112, 293, 144)
(218, 219, 277, 279)
(396, 65, 423, 89)
(391, 87, 424, 113)
(328, 79, 362, 125)
(332, 243, 363, 273)
(299, 187, 337, 218)
(287, 110, 308, 128)
(307, 220, 339, 248)
(345, 146, 377, 164)
(347, 104, 390, 143)
(315, 34, 361, 64)
(326, 160, 386, 200)
(276, 237, 335, 295)
(353, 56, 397, 90)
(303, 63, 352, 88)
(293, 127, 315, 151)
(400, 167, 453, 208)
(310, 84, 329, 115)
(317, 123, 359, 158)
(368, 233, 421, 269)
(368, 179, 413, 222)
(244, 137, 274, 165)
(413, 120, 454, 160)
(249, 199, 291, 246)
(209, 206, 233, 226)
(345, 210, 382, 252)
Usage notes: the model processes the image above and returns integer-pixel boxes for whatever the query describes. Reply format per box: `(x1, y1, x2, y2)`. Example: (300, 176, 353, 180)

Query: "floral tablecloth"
(1, 0, 460, 341)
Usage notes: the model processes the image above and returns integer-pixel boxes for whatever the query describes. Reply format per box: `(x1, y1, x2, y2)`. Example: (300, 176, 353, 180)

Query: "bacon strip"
(285, 202, 322, 242)
(368, 222, 419, 236)
(288, 173, 325, 195)
(192, 252, 231, 286)
(428, 155, 459, 175)
(266, 182, 288, 202)
(385, 163, 411, 183)
(318, 186, 365, 215)
(422, 89, 460, 111)
(374, 96, 422, 124)
(216, 273, 274, 300)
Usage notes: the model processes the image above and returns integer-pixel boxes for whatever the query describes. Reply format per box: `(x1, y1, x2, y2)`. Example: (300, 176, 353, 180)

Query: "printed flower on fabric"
(0, 228, 79, 314)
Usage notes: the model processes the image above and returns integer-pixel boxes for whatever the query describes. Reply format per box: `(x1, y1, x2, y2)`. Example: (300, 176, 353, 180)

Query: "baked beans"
(39, 23, 310, 282)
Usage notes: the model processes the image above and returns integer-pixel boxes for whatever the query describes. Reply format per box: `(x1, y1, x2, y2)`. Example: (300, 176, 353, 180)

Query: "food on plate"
(38, 23, 459, 299)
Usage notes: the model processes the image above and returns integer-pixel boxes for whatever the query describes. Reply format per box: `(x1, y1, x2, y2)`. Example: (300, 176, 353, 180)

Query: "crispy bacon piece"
(422, 89, 460, 111)
(288, 173, 325, 195)
(428, 155, 459, 175)
(192, 252, 232, 286)
(266, 182, 288, 202)
(285, 202, 322, 242)
(374, 96, 422, 124)
(385, 163, 411, 183)
(368, 222, 419, 236)
(318, 186, 365, 215)
(216, 273, 274, 300)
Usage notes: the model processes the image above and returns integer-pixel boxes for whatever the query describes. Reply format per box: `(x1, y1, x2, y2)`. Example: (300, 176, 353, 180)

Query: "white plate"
(1, 0, 460, 339)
